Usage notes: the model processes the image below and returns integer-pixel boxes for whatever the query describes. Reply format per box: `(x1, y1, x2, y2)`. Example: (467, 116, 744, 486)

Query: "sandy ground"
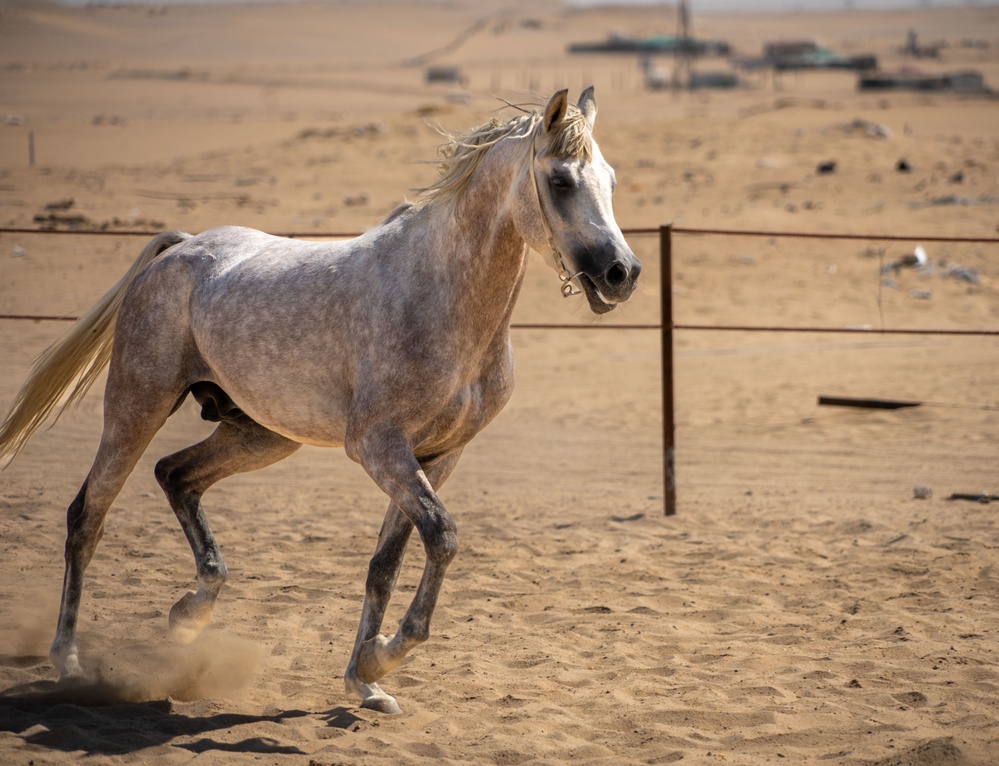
(1, 1, 998, 764)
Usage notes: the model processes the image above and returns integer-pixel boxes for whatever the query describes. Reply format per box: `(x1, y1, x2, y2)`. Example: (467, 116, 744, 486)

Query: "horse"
(0, 88, 641, 714)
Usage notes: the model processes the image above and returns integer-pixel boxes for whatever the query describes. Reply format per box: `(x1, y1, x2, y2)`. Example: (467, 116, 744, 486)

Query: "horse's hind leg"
(154, 411, 300, 644)
(51, 398, 179, 679)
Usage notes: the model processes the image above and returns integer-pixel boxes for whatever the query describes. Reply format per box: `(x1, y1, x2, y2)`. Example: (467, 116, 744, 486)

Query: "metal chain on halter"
(529, 130, 581, 298)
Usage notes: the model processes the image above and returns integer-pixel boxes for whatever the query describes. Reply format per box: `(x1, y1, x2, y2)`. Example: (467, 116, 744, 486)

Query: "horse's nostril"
(605, 262, 628, 287)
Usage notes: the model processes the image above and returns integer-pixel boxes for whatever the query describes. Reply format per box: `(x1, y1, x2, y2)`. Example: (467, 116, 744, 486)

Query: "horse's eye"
(551, 175, 572, 191)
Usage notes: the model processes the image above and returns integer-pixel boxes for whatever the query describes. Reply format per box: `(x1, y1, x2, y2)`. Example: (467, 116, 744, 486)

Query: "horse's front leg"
(344, 503, 412, 714)
(345, 441, 462, 713)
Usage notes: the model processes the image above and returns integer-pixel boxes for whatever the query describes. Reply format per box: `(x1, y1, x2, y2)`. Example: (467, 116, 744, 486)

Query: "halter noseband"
(529, 129, 581, 298)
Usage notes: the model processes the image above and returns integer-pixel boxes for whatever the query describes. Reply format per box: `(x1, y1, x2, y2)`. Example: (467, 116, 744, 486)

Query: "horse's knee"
(437, 530, 458, 566)
(424, 510, 458, 566)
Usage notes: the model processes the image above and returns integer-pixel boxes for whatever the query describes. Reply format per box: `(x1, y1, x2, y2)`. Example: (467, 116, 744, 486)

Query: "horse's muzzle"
(576, 244, 641, 314)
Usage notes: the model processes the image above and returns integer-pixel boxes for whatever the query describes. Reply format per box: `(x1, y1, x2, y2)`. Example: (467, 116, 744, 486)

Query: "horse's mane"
(416, 100, 593, 208)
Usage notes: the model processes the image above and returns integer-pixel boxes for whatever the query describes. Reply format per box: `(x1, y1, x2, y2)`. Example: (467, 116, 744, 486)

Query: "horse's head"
(523, 88, 641, 314)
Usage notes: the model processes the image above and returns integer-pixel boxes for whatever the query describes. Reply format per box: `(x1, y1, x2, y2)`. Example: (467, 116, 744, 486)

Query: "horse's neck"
(423, 145, 530, 333)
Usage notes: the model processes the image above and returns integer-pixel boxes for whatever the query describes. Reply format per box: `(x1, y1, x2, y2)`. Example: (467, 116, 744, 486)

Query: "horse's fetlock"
(201, 559, 229, 586)
(400, 617, 430, 645)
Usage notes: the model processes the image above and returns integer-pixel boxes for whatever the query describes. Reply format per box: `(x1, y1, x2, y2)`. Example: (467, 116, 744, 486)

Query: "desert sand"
(1, 1, 997, 764)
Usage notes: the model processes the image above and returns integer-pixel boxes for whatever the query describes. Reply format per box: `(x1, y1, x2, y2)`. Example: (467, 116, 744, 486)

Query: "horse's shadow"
(0, 671, 361, 757)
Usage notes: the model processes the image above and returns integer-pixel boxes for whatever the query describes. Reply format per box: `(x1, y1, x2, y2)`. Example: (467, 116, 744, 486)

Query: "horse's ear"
(578, 86, 597, 128)
(543, 89, 569, 134)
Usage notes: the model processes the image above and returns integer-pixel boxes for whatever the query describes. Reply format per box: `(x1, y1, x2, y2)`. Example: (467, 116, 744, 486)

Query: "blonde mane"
(417, 101, 594, 208)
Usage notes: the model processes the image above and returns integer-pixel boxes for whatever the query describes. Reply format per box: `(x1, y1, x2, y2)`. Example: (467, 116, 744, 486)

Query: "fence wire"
(1, 225, 997, 337)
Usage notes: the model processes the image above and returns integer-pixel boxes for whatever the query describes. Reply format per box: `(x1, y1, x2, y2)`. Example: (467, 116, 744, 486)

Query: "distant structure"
(764, 41, 877, 71)
(732, 39, 876, 76)
(671, 2, 738, 91)
(672, 0, 693, 92)
(567, 33, 728, 57)
(902, 29, 940, 59)
(640, 56, 670, 91)
(566, 2, 736, 91)
(566, 0, 728, 60)
(425, 66, 466, 86)
(859, 69, 989, 93)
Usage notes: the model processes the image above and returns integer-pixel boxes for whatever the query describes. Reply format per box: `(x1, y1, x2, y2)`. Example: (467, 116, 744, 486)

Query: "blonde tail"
(0, 231, 192, 463)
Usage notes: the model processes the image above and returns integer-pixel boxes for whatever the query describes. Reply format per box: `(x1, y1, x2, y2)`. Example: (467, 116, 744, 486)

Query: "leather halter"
(529, 130, 581, 298)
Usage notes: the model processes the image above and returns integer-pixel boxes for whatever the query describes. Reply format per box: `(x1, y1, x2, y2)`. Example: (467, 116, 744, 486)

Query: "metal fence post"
(660, 224, 676, 516)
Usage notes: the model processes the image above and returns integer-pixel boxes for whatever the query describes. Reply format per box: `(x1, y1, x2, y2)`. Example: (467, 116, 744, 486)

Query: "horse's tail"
(0, 230, 192, 464)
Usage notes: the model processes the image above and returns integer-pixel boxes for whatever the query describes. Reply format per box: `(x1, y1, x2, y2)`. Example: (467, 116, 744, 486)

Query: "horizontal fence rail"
(674, 324, 999, 336)
(3, 225, 999, 243)
(2, 224, 997, 516)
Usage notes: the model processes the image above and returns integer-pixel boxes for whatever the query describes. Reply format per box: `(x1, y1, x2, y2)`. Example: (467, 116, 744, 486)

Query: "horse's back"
(118, 226, 318, 345)
(159, 227, 361, 445)
(185, 225, 333, 273)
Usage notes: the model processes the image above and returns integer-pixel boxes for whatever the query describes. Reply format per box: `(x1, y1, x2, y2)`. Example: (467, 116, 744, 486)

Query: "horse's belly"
(251, 400, 349, 448)
(231, 381, 350, 447)
(197, 353, 351, 448)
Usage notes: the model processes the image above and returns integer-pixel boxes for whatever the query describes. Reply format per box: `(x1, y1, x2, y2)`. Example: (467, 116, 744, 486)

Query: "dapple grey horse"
(0, 88, 640, 713)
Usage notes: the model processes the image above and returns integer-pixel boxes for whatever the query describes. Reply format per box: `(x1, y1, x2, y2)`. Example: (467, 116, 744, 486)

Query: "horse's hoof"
(345, 670, 402, 714)
(54, 653, 84, 681)
(360, 691, 402, 715)
(169, 591, 212, 645)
